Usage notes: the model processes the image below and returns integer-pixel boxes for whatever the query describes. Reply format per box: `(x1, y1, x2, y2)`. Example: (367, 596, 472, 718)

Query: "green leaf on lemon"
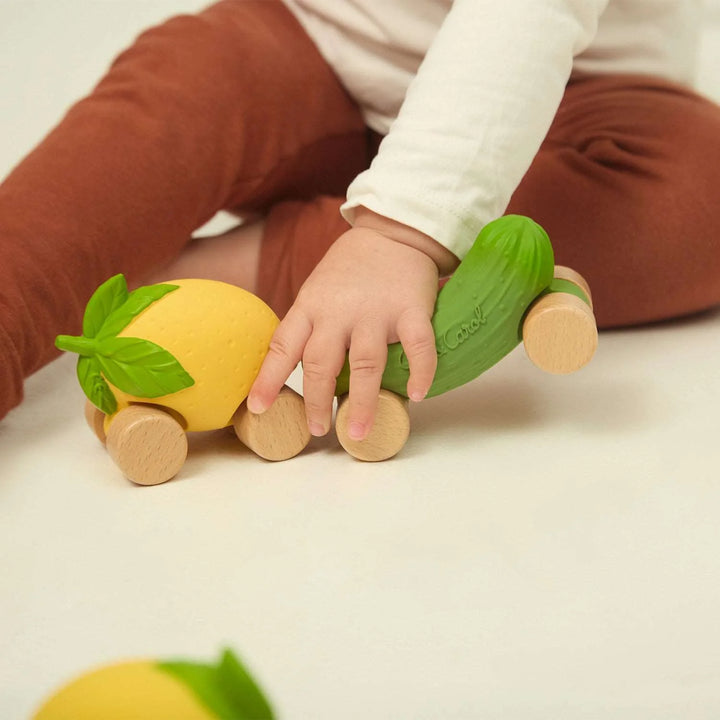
(82, 274, 129, 338)
(216, 648, 275, 719)
(98, 282, 180, 339)
(95, 335, 194, 398)
(158, 648, 275, 720)
(77, 356, 117, 415)
(55, 274, 195, 412)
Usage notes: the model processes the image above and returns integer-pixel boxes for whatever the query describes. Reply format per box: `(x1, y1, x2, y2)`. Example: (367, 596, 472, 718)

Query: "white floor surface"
(1, 2, 720, 718)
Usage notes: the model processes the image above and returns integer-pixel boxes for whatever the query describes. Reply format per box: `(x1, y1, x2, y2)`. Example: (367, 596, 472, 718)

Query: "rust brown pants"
(1, 0, 720, 422)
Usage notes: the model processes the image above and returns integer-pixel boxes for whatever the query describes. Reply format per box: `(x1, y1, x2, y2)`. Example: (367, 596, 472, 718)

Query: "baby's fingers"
(248, 308, 311, 413)
(396, 308, 437, 402)
(347, 320, 389, 441)
(301, 328, 348, 436)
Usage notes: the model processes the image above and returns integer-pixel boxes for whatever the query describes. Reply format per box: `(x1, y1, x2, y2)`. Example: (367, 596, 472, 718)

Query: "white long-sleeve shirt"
(281, 0, 702, 258)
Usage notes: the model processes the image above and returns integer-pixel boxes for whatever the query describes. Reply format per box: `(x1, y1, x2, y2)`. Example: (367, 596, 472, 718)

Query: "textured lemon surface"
(33, 661, 217, 720)
(107, 279, 279, 431)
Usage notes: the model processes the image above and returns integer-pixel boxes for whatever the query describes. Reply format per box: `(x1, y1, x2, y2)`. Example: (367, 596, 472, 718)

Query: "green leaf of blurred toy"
(159, 648, 276, 720)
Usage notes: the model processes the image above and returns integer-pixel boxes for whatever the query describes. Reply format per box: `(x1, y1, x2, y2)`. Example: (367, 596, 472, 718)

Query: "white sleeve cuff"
(341, 0, 609, 258)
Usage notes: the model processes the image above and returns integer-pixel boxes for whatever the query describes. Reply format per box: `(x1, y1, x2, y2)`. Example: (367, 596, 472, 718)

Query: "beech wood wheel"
(84, 400, 107, 445)
(523, 265, 598, 374)
(523, 293, 598, 374)
(105, 405, 188, 485)
(335, 389, 410, 462)
(233, 385, 311, 461)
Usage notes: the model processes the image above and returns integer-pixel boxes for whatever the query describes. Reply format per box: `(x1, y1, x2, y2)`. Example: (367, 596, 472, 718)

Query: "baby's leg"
(506, 73, 720, 328)
(149, 194, 352, 314)
(142, 220, 264, 293)
(0, 0, 368, 421)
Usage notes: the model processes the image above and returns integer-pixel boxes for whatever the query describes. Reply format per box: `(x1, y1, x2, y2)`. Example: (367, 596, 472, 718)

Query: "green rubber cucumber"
(334, 214, 555, 398)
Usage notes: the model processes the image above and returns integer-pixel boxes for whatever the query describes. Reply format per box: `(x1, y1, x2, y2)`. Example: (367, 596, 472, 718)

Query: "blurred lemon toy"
(33, 648, 275, 720)
(56, 275, 311, 484)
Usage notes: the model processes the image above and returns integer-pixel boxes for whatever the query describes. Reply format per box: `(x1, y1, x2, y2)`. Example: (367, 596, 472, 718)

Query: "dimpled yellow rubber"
(106, 279, 279, 432)
(32, 661, 217, 720)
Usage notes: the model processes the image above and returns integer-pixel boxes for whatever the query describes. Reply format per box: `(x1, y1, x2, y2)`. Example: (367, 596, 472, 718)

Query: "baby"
(1, 0, 718, 437)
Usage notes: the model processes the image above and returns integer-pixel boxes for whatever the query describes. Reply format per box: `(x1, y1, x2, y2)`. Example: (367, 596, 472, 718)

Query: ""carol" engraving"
(398, 303, 488, 369)
(437, 304, 487, 356)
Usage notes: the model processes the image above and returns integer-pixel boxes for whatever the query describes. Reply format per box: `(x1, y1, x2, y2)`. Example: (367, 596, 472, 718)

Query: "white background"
(1, 2, 720, 718)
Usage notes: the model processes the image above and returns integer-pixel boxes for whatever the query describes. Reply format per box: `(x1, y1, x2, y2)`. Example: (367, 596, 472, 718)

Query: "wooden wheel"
(523, 266, 598, 374)
(335, 389, 410, 462)
(553, 265, 594, 308)
(84, 400, 107, 445)
(233, 385, 311, 461)
(105, 405, 188, 485)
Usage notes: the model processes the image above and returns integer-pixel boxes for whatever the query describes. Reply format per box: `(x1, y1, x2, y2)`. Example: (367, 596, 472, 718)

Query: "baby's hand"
(247, 207, 458, 440)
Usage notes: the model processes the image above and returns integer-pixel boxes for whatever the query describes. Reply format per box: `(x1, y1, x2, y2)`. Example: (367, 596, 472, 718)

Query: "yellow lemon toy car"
(56, 274, 312, 484)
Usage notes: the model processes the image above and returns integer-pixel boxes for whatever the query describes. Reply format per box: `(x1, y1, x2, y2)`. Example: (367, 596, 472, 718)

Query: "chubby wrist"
(353, 206, 459, 276)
